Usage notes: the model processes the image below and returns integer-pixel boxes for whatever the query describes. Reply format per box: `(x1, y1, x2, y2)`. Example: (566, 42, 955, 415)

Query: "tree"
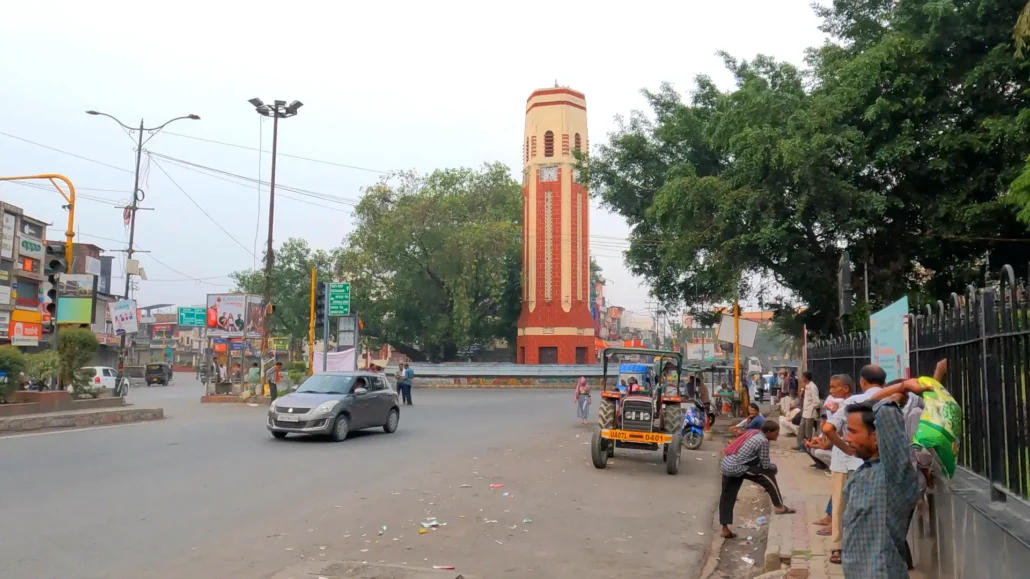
(0, 346, 26, 403)
(339, 163, 522, 361)
(57, 328, 98, 395)
(1014, 1, 1030, 56)
(24, 351, 59, 385)
(590, 0, 1030, 338)
(231, 238, 341, 350)
(590, 257, 605, 285)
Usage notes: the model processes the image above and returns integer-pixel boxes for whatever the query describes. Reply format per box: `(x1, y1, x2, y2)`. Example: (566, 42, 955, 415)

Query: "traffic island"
(0, 407, 164, 433)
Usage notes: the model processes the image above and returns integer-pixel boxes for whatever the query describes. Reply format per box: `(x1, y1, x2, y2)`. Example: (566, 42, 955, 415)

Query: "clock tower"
(516, 87, 595, 364)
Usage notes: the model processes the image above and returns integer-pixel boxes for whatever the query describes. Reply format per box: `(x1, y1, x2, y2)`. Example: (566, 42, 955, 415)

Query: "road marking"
(0, 420, 157, 440)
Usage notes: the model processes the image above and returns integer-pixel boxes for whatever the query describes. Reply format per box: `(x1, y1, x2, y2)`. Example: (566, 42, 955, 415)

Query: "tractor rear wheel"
(598, 397, 617, 457)
(597, 397, 616, 430)
(663, 404, 684, 437)
(590, 427, 609, 469)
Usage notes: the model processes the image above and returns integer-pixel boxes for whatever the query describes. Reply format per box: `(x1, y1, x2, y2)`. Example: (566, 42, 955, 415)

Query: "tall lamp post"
(248, 98, 302, 396)
(86, 110, 200, 376)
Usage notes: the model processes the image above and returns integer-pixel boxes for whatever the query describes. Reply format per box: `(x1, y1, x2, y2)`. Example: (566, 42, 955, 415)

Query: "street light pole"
(86, 110, 200, 378)
(248, 98, 303, 397)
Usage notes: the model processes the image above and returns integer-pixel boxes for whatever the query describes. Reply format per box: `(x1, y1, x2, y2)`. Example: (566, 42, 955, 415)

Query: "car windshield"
(296, 374, 357, 395)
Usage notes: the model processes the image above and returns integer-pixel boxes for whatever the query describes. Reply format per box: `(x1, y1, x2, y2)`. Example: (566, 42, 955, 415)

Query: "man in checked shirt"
(840, 379, 934, 578)
(718, 420, 796, 538)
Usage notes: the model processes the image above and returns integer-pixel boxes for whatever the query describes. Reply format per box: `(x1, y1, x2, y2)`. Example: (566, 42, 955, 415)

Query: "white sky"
(0, 0, 824, 320)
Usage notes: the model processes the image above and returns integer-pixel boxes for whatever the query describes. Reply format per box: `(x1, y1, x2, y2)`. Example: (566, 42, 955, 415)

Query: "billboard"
(206, 294, 247, 336)
(9, 320, 41, 346)
(56, 274, 97, 325)
(108, 299, 139, 335)
(870, 297, 910, 381)
(244, 295, 264, 337)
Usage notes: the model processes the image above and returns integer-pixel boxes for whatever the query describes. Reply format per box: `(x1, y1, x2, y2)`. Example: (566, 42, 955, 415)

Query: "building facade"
(516, 87, 595, 364)
(0, 202, 47, 348)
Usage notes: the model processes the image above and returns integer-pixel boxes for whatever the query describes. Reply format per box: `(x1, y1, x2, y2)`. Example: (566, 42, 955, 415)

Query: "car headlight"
(268, 404, 278, 413)
(314, 400, 340, 414)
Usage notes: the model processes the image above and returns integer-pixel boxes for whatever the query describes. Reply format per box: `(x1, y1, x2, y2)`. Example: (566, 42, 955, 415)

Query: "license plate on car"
(600, 429, 672, 444)
(277, 414, 300, 422)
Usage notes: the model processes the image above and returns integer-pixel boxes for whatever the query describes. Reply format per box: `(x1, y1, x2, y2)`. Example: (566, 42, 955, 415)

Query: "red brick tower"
(516, 87, 595, 364)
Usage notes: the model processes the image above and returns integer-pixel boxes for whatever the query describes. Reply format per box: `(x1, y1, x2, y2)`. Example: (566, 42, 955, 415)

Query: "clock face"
(540, 166, 558, 182)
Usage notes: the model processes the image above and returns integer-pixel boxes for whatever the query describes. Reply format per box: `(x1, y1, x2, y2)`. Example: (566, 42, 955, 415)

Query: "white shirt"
(822, 395, 843, 420)
(802, 381, 820, 419)
(827, 387, 882, 473)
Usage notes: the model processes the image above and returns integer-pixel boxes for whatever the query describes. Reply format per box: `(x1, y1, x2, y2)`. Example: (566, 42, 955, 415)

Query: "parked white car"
(78, 366, 130, 397)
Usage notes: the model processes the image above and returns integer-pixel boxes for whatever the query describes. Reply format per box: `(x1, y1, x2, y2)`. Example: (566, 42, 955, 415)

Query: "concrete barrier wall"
(415, 376, 603, 389)
(911, 467, 1030, 578)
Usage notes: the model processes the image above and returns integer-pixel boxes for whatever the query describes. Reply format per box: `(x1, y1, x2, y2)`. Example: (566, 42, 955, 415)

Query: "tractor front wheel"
(590, 427, 609, 469)
(666, 433, 683, 475)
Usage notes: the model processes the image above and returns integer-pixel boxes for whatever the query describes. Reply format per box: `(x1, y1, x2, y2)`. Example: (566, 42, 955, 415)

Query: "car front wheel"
(331, 414, 350, 442)
(271, 431, 287, 439)
(383, 408, 399, 433)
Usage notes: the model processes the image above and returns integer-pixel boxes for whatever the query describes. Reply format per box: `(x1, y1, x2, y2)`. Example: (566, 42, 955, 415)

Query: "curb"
(698, 500, 725, 579)
(0, 407, 164, 432)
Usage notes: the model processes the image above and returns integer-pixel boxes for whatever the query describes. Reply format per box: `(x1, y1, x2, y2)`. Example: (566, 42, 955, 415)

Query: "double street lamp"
(248, 98, 302, 392)
(85, 110, 200, 372)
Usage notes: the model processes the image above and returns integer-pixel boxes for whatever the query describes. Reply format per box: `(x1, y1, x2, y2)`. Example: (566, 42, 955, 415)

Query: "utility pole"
(85, 110, 199, 378)
(248, 98, 303, 382)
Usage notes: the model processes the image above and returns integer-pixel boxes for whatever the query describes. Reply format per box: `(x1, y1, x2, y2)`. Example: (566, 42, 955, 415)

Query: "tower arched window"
(544, 131, 555, 157)
(574, 133, 582, 152)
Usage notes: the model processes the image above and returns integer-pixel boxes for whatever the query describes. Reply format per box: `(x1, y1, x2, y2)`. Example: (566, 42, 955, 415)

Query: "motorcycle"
(681, 398, 707, 451)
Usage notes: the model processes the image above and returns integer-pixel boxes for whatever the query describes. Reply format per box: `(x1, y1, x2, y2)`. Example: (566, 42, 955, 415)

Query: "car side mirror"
(354, 388, 368, 395)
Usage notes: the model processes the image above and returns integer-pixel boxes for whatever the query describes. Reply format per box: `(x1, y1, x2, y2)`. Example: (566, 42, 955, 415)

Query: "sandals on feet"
(830, 550, 842, 564)
(774, 507, 797, 515)
(721, 531, 738, 539)
(816, 528, 831, 536)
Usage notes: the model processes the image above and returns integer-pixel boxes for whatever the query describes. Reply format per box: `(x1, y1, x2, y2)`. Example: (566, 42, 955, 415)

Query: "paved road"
(0, 375, 722, 579)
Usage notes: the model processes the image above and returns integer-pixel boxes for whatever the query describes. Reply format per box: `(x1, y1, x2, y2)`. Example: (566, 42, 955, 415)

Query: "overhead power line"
(0, 130, 133, 174)
(149, 159, 257, 259)
(162, 131, 392, 174)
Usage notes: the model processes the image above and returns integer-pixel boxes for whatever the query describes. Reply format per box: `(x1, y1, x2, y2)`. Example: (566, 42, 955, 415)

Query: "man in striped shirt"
(719, 420, 796, 538)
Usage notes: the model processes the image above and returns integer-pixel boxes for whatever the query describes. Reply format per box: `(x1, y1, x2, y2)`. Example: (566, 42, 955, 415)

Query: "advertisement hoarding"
(56, 274, 97, 324)
(108, 299, 139, 335)
(206, 294, 247, 336)
(244, 295, 264, 336)
(9, 320, 41, 346)
(870, 297, 910, 381)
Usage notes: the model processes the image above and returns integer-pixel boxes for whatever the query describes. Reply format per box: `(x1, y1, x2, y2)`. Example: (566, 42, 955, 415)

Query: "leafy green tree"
(231, 238, 341, 350)
(0, 345, 26, 402)
(24, 351, 59, 385)
(590, 0, 1030, 338)
(57, 328, 98, 394)
(339, 164, 522, 361)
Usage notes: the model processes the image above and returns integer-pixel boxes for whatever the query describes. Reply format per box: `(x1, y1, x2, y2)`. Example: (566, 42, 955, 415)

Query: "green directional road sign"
(178, 306, 206, 327)
(328, 282, 351, 316)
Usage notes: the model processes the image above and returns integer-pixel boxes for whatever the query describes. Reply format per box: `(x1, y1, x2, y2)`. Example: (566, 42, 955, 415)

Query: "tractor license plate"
(600, 429, 671, 444)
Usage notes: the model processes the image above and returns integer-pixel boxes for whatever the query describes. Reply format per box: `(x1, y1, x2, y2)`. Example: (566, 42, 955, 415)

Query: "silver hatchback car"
(267, 372, 400, 441)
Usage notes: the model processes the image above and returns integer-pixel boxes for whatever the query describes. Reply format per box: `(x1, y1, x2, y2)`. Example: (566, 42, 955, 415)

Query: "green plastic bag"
(913, 376, 963, 478)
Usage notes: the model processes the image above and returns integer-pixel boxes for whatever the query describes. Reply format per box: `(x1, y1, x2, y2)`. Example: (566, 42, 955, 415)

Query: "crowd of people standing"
(719, 362, 944, 578)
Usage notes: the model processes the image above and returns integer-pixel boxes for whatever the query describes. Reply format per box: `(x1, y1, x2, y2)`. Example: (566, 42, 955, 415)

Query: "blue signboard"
(230, 341, 244, 351)
(870, 297, 909, 381)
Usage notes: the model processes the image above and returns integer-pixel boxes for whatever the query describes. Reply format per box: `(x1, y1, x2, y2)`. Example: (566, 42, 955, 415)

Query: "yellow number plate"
(600, 429, 672, 444)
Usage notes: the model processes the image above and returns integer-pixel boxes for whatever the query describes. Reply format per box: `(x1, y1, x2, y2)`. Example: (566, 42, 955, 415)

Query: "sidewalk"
(764, 439, 839, 578)
(765, 436, 929, 579)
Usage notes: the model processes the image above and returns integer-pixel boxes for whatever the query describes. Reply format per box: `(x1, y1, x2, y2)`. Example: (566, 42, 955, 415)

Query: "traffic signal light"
(314, 282, 326, 331)
(44, 246, 66, 329)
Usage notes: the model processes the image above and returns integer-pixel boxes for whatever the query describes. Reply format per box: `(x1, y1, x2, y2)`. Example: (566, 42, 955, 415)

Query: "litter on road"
(490, 483, 504, 489)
